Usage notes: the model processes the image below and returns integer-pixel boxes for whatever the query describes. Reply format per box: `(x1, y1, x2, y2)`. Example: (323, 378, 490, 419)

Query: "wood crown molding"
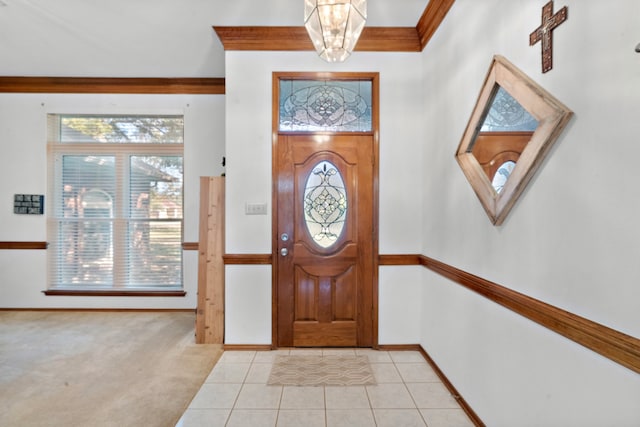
(0, 77, 225, 94)
(416, 0, 456, 49)
(214, 26, 421, 52)
(0, 2, 456, 92)
(214, 0, 455, 53)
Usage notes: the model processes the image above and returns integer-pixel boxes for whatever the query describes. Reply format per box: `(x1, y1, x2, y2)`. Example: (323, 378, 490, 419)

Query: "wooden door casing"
(275, 134, 375, 347)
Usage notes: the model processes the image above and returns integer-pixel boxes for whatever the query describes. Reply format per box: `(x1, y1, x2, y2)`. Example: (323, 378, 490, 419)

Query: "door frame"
(271, 71, 380, 348)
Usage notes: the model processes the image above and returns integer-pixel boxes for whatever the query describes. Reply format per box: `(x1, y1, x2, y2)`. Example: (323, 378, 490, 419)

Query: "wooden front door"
(274, 134, 375, 347)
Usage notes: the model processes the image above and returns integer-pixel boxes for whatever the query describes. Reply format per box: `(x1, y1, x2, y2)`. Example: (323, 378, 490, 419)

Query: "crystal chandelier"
(304, 0, 367, 63)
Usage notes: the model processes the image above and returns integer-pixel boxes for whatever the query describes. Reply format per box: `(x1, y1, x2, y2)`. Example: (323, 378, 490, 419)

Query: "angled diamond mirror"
(456, 55, 573, 225)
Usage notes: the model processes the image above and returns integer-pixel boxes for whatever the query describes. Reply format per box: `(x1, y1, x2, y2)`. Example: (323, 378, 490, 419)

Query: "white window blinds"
(47, 115, 184, 291)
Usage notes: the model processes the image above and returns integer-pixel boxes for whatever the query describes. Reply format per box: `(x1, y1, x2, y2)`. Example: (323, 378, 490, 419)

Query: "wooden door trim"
(272, 72, 380, 348)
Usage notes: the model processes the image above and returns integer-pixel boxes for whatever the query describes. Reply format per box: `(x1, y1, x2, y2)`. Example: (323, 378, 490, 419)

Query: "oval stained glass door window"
(303, 160, 347, 248)
(491, 160, 516, 194)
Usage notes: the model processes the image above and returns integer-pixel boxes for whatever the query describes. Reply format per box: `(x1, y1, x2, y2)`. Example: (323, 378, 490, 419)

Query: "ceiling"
(0, 0, 430, 78)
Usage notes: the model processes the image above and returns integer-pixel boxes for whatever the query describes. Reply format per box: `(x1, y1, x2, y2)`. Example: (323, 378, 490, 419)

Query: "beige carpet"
(267, 355, 376, 386)
(0, 311, 222, 427)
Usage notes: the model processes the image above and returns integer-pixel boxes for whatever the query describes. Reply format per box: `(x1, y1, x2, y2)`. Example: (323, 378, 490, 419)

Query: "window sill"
(43, 290, 186, 297)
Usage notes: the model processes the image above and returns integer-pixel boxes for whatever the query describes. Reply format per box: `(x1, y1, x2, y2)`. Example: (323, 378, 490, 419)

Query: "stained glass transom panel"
(303, 161, 347, 248)
(481, 87, 538, 132)
(279, 79, 372, 132)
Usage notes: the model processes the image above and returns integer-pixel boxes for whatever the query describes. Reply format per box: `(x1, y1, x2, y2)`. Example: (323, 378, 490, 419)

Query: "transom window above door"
(278, 78, 373, 132)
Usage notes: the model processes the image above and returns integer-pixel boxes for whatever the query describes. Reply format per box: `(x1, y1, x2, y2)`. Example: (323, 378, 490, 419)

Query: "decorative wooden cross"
(529, 1, 568, 73)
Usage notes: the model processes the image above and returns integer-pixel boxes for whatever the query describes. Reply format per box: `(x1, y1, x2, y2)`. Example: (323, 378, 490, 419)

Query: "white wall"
(378, 267, 422, 344)
(3, 1, 637, 422)
(0, 93, 224, 308)
(420, 0, 640, 425)
(224, 51, 425, 344)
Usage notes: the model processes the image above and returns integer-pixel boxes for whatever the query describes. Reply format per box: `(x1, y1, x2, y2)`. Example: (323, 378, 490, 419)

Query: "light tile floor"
(176, 349, 476, 427)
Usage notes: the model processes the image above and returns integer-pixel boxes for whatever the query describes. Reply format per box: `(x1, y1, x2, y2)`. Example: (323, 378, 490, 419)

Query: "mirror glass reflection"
(455, 55, 573, 225)
(470, 86, 538, 194)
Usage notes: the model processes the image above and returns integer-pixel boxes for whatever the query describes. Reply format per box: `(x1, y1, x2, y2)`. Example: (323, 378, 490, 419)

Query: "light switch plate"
(245, 203, 267, 215)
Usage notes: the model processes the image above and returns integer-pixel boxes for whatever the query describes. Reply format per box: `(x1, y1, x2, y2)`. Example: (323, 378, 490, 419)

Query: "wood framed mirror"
(456, 55, 573, 225)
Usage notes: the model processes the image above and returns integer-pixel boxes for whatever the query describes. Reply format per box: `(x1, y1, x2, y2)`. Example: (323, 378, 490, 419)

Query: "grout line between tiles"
(181, 348, 474, 427)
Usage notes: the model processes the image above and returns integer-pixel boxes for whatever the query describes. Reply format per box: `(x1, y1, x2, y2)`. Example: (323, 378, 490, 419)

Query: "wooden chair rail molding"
(0, 241, 47, 250)
(184, 245, 273, 265)
(14, 240, 633, 371)
(182, 242, 199, 251)
(216, 254, 640, 371)
(223, 254, 273, 265)
(5, 241, 202, 251)
(0, 77, 225, 95)
(380, 254, 640, 374)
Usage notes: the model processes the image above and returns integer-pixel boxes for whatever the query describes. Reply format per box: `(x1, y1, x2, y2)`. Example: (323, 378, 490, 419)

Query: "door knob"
(280, 248, 288, 257)
(281, 233, 289, 241)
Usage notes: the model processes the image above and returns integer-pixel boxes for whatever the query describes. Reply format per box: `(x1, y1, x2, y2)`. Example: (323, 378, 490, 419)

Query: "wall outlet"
(245, 203, 267, 215)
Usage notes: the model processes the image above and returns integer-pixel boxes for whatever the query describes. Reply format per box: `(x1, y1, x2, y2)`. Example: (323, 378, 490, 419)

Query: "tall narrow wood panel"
(196, 177, 225, 344)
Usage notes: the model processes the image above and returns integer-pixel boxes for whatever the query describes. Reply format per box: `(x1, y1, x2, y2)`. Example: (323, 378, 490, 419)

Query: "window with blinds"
(47, 115, 184, 292)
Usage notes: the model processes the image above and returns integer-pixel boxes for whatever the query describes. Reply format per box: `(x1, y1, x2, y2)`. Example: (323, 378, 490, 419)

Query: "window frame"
(46, 116, 185, 296)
